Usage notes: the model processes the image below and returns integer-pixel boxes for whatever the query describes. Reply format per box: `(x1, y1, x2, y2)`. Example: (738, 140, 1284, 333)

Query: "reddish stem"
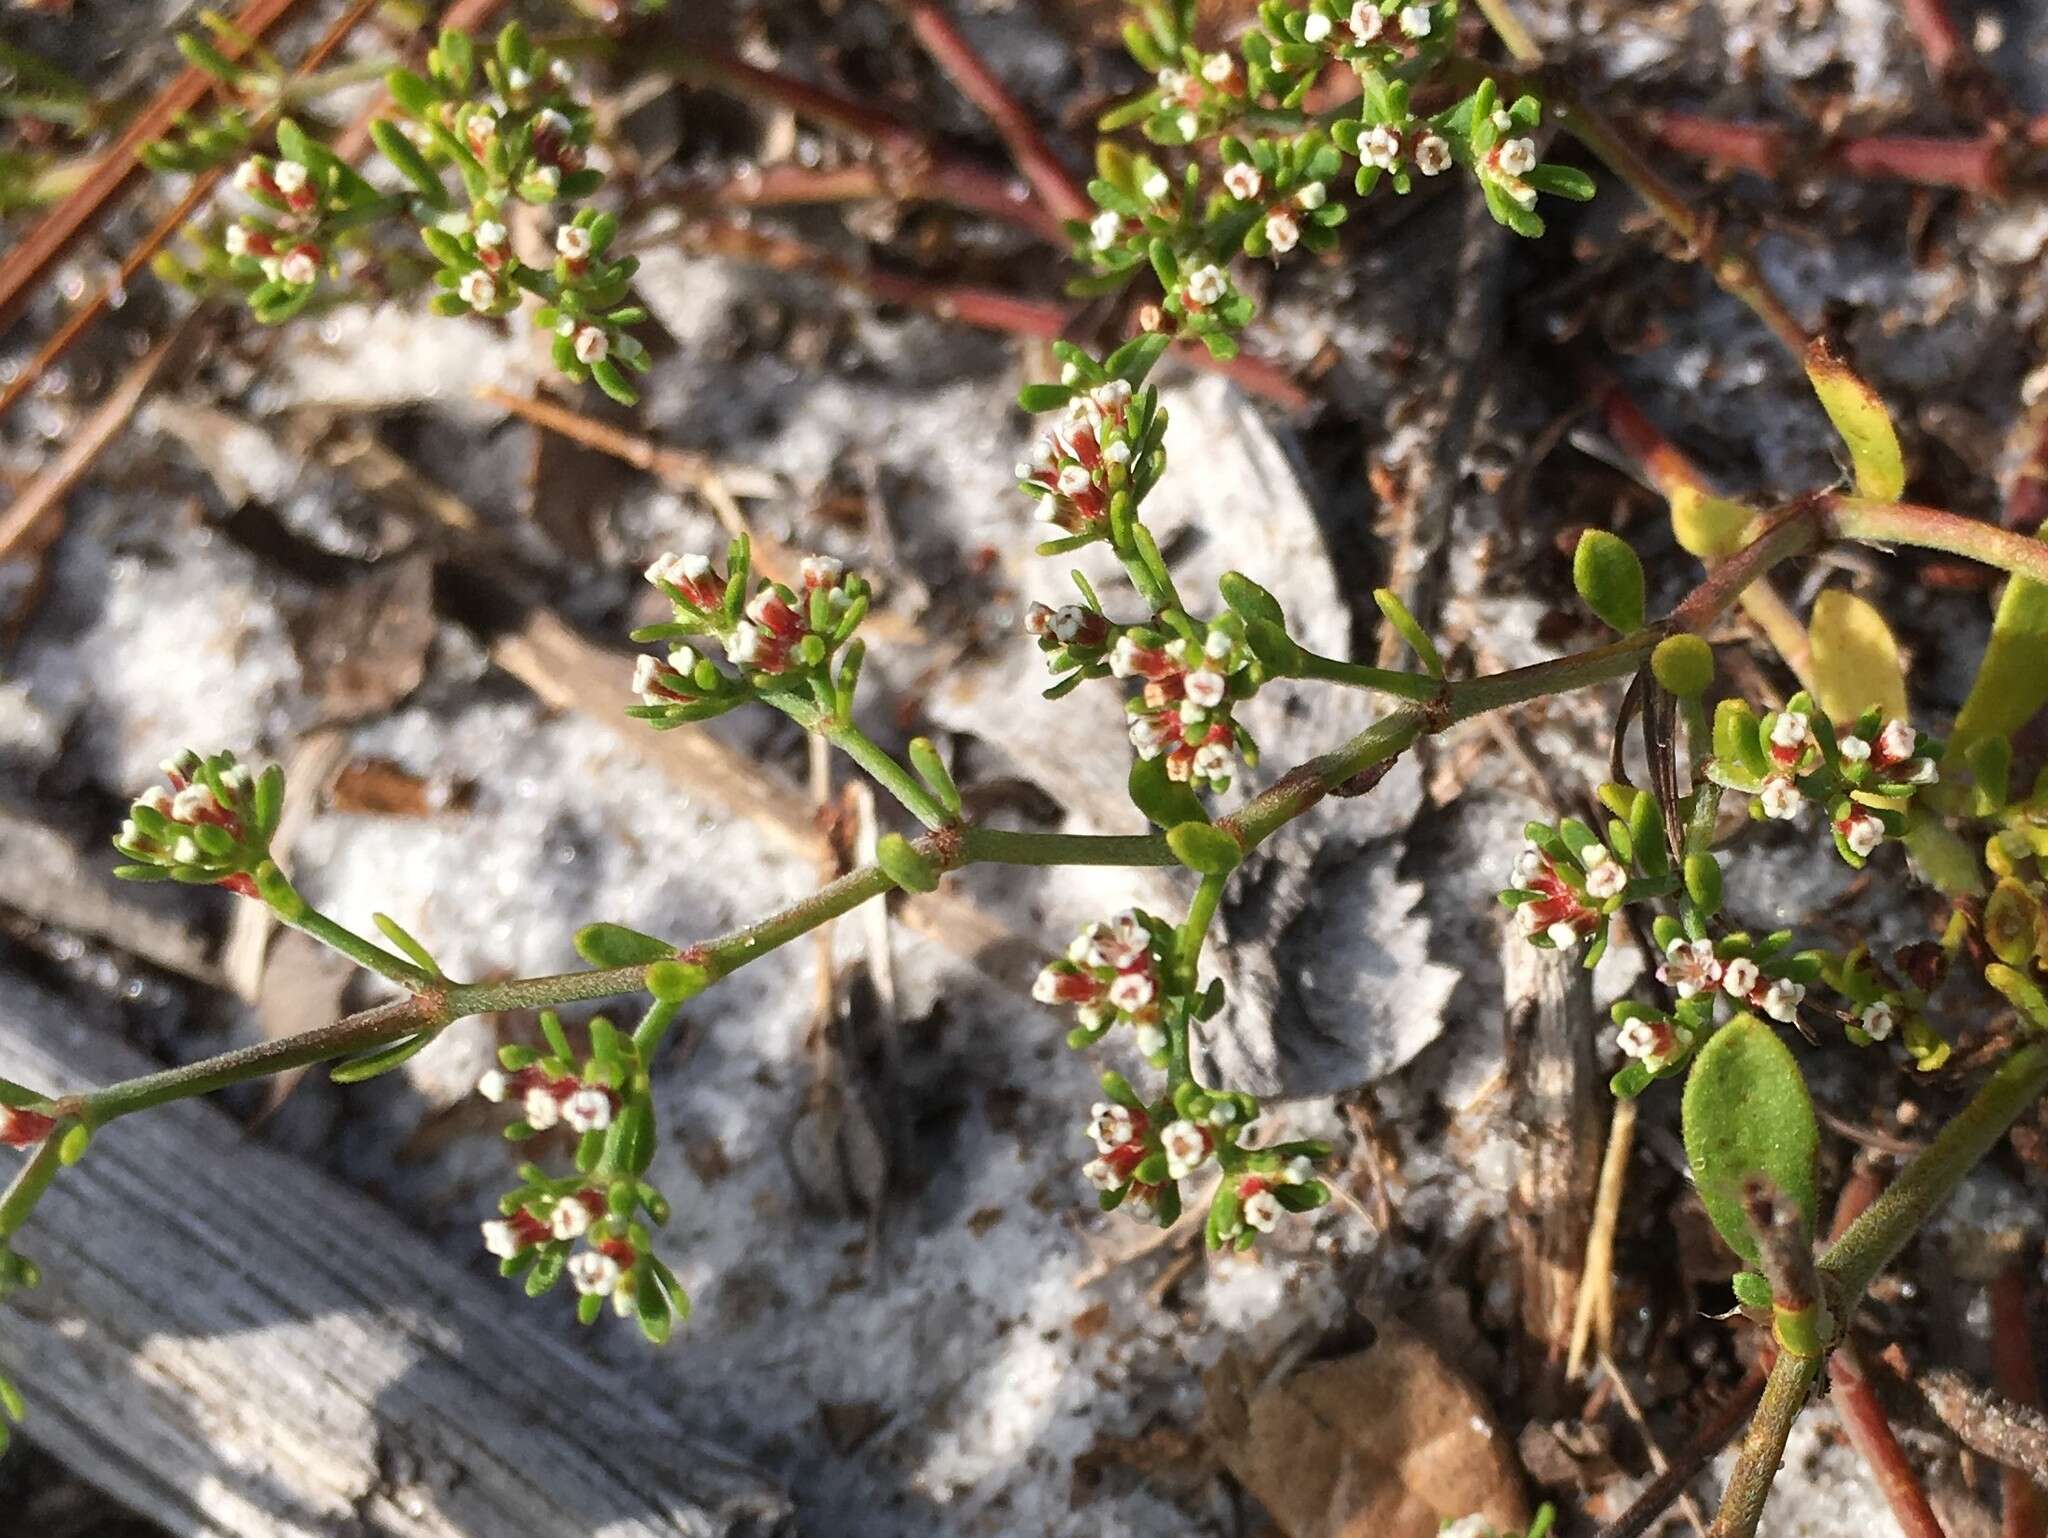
(0, 0, 307, 336)
(684, 220, 1309, 409)
(895, 0, 1092, 225)
(1635, 111, 2007, 197)
(2006, 404, 2048, 536)
(1903, 0, 1968, 85)
(1834, 1342, 1953, 1538)
(1991, 1265, 2047, 1538)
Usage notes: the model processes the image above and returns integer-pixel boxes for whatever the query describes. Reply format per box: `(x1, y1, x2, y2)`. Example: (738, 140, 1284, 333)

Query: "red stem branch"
(1834, 1343, 1952, 1538)
(1992, 1265, 2048, 1538)
(1634, 110, 2009, 197)
(894, 0, 1092, 225)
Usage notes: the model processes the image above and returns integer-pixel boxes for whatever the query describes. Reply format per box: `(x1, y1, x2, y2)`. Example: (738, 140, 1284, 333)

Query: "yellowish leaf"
(1805, 337, 1906, 500)
(1669, 485, 1753, 562)
(1809, 589, 1907, 722)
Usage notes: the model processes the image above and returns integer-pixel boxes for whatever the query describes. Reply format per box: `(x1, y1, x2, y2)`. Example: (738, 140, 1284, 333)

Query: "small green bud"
(1652, 634, 1715, 698)
(645, 959, 710, 1003)
(876, 833, 940, 893)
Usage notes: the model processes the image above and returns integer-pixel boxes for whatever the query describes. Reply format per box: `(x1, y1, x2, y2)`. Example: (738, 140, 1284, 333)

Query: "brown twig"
(892, 0, 1092, 225)
(0, 0, 304, 337)
(672, 47, 1059, 241)
(0, 0, 383, 428)
(0, 312, 202, 564)
(1633, 111, 2010, 198)
(1590, 1368, 1768, 1538)
(682, 218, 1313, 410)
(1992, 1264, 2048, 1538)
(1600, 1350, 1710, 1537)
(1835, 1342, 1953, 1538)
(1921, 1368, 2048, 1489)
(1741, 1175, 1820, 1324)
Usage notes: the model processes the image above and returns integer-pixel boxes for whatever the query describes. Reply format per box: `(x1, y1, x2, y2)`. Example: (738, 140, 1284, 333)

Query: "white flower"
(1156, 67, 1188, 95)
(1082, 1157, 1122, 1191)
(1088, 1102, 1137, 1152)
(1184, 669, 1227, 708)
(172, 836, 202, 864)
(1204, 630, 1234, 661)
(1836, 734, 1871, 764)
(1721, 957, 1761, 999)
(1877, 719, 1916, 761)
(527, 164, 560, 196)
(1511, 845, 1547, 887)
(1243, 1188, 1282, 1231)
(1581, 846, 1627, 900)
(1546, 919, 1582, 950)
(1265, 209, 1300, 253)
(170, 783, 216, 821)
(1760, 978, 1805, 1023)
(481, 1219, 523, 1258)
(549, 57, 575, 86)
(1840, 810, 1884, 858)
(474, 219, 507, 249)
(1284, 1155, 1315, 1184)
(1295, 179, 1327, 210)
(1200, 52, 1234, 84)
(1192, 742, 1234, 782)
(1223, 162, 1263, 201)
(632, 653, 665, 704)
(1031, 965, 1069, 1004)
(568, 1250, 622, 1296)
(1859, 1001, 1896, 1041)
(1176, 111, 1199, 139)
(458, 269, 498, 310)
(521, 1085, 561, 1130)
(1108, 970, 1158, 1013)
(573, 325, 609, 364)
(1090, 209, 1122, 248)
(1349, 0, 1384, 41)
(272, 160, 309, 196)
(279, 248, 319, 286)
(1362, 125, 1402, 169)
(223, 224, 252, 257)
(556, 223, 592, 260)
(1908, 757, 1939, 784)
(1303, 11, 1333, 42)
(477, 1069, 510, 1103)
(1770, 710, 1811, 753)
(1183, 264, 1228, 305)
(1056, 464, 1093, 497)
(138, 785, 174, 816)
(1141, 169, 1171, 201)
(1759, 774, 1803, 820)
(1209, 1101, 1239, 1127)
(562, 1087, 613, 1134)
(550, 1197, 593, 1240)
(646, 551, 708, 589)
(1495, 137, 1537, 177)
(1398, 3, 1432, 36)
(1049, 606, 1092, 644)
(1415, 133, 1452, 175)
(506, 66, 532, 91)
(1161, 1119, 1209, 1179)
(1617, 1018, 1663, 1060)
(1134, 1023, 1168, 1057)
(1658, 937, 1724, 999)
(233, 159, 265, 194)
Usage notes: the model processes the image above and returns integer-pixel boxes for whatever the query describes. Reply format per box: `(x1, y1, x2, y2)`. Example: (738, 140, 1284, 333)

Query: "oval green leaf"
(1681, 1014, 1819, 1267)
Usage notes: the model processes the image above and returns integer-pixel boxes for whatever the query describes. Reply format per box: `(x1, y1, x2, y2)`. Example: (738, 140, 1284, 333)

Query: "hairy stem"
(1293, 650, 1441, 699)
(823, 721, 954, 830)
(1712, 1350, 1824, 1538)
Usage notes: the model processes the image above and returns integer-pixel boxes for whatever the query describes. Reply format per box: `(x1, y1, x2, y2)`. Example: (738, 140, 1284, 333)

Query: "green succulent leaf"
(1681, 1014, 1819, 1268)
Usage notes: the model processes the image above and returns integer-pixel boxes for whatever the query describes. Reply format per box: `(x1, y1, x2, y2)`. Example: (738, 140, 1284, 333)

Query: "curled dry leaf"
(1206, 1321, 1528, 1538)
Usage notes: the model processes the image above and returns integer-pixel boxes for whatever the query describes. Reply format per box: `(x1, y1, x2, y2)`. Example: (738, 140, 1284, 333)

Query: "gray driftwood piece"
(0, 984, 792, 1538)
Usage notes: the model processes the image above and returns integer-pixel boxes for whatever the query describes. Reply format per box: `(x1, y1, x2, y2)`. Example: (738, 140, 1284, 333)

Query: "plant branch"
(1591, 1368, 1766, 1538)
(0, 1135, 66, 1241)
(1292, 649, 1441, 699)
(1712, 1349, 1824, 1538)
(1833, 1342, 1952, 1538)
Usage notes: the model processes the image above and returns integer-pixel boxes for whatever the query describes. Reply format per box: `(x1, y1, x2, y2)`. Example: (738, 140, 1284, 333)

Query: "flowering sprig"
(1017, 337, 1174, 539)
(109, 749, 283, 898)
(216, 121, 399, 324)
(1706, 694, 1941, 866)
(1500, 810, 1674, 967)
(1075, 0, 1594, 357)
(476, 1009, 688, 1341)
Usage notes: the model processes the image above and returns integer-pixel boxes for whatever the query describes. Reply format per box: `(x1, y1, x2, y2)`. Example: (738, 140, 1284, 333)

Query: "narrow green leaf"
(330, 1033, 434, 1084)
(1804, 337, 1906, 500)
(1373, 588, 1442, 677)
(574, 922, 675, 968)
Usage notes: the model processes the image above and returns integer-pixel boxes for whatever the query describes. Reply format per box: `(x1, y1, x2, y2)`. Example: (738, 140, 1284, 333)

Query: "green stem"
(289, 907, 437, 992)
(1830, 496, 2048, 588)
(1820, 1039, 2048, 1303)
(822, 721, 954, 829)
(1468, 0, 1543, 63)
(1712, 1350, 1824, 1538)
(631, 995, 684, 1058)
(1292, 650, 1441, 700)
(0, 1135, 65, 1241)
(960, 827, 1175, 866)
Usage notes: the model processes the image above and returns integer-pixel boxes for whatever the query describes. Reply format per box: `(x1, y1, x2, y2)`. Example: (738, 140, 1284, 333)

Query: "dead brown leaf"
(289, 554, 435, 721)
(1206, 1321, 1529, 1538)
(328, 757, 476, 817)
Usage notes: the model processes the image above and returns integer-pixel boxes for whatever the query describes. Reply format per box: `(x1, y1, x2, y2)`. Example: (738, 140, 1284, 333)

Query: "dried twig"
(1589, 1369, 1768, 1538)
(1921, 1368, 2048, 1489)
(1992, 1264, 2048, 1538)
(892, 0, 1092, 224)
(1600, 1350, 1709, 1538)
(1567, 1097, 1636, 1380)
(1632, 111, 2011, 198)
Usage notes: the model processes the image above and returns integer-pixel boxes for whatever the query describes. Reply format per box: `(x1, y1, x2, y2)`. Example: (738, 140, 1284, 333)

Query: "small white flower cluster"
(1651, 936, 1804, 1024)
(1035, 910, 1168, 1054)
(1505, 841, 1614, 950)
(722, 557, 850, 673)
(1857, 1000, 1897, 1041)
(226, 158, 328, 289)
(1480, 135, 1541, 211)
(1111, 627, 1252, 791)
(477, 1064, 618, 1135)
(1017, 379, 1139, 535)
